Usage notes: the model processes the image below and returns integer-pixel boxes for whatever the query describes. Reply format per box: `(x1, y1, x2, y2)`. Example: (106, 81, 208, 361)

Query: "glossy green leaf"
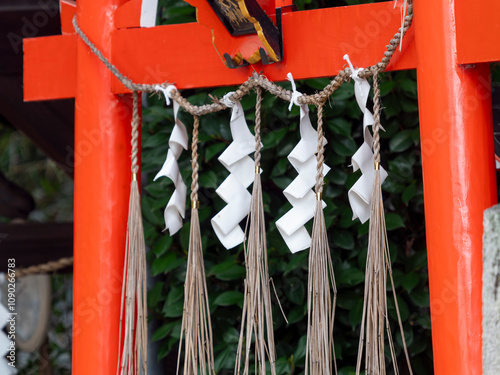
(390, 129, 414, 152)
(402, 272, 420, 293)
(205, 142, 226, 162)
(214, 291, 244, 307)
(385, 213, 406, 231)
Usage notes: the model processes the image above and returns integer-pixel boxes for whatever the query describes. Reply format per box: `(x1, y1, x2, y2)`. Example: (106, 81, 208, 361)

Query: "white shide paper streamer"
(154, 85, 188, 235)
(276, 74, 330, 253)
(211, 95, 256, 249)
(140, 0, 159, 27)
(344, 55, 388, 224)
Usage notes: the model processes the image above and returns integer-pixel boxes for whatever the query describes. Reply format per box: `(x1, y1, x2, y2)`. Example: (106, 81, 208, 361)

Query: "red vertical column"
(414, 0, 497, 374)
(73, 0, 134, 374)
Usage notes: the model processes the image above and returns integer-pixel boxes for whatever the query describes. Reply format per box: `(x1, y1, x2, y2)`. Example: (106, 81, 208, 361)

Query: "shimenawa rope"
(14, 257, 74, 278)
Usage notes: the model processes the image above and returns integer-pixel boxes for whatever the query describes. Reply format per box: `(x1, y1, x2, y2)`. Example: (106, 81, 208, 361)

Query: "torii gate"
(23, 0, 498, 374)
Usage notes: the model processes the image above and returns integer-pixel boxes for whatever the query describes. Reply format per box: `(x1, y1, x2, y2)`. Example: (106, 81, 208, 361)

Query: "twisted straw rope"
(372, 73, 381, 166)
(315, 102, 325, 196)
(71, 0, 413, 111)
(254, 87, 263, 168)
(190, 116, 200, 204)
(131, 91, 140, 176)
(14, 257, 74, 278)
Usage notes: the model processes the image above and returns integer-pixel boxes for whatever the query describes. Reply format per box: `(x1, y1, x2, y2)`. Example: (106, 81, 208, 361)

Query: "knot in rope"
(222, 91, 237, 109)
(343, 54, 364, 81)
(155, 84, 177, 105)
(287, 72, 303, 111)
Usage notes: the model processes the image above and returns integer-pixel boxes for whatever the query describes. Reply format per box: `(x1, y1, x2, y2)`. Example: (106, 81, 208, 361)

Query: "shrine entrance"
(23, 0, 499, 374)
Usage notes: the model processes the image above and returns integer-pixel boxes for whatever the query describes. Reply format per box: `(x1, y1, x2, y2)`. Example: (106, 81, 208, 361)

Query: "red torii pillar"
(23, 0, 498, 374)
(415, 0, 497, 373)
(75, 0, 133, 374)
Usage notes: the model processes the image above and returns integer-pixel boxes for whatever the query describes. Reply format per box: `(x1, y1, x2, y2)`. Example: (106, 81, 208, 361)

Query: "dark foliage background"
(144, 1, 432, 374)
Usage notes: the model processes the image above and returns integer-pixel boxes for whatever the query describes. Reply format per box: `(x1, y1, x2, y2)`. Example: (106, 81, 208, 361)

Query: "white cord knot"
(343, 54, 363, 81)
(155, 84, 177, 106)
(287, 72, 303, 111)
(222, 91, 237, 108)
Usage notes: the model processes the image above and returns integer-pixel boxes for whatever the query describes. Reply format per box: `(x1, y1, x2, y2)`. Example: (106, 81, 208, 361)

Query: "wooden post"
(414, 0, 498, 374)
(483, 205, 500, 375)
(73, 0, 134, 374)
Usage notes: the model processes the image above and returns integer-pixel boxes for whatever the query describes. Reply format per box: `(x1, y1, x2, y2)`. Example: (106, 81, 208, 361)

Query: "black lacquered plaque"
(206, 0, 256, 36)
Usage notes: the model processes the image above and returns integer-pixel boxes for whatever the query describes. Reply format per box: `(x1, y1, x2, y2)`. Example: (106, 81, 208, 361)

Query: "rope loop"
(222, 91, 237, 108)
(155, 84, 177, 106)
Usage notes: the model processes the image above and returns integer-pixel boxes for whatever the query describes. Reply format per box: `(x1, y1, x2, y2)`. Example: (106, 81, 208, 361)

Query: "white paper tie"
(154, 85, 188, 235)
(276, 73, 330, 253)
(211, 100, 256, 249)
(287, 73, 303, 111)
(344, 55, 387, 223)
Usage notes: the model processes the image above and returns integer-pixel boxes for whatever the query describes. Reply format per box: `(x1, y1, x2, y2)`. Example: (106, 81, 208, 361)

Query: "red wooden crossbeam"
(24, 2, 415, 101)
(455, 0, 500, 65)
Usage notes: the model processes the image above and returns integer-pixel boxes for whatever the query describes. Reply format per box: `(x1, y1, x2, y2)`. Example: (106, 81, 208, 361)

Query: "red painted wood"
(455, 0, 500, 65)
(414, 0, 497, 374)
(24, 2, 498, 373)
(276, 0, 293, 7)
(60, 0, 77, 35)
(115, 0, 142, 29)
(23, 1, 416, 101)
(73, 0, 134, 374)
(23, 35, 77, 101)
(110, 2, 415, 92)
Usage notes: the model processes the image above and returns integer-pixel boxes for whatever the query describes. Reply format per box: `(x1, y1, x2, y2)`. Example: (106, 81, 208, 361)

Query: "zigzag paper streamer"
(344, 55, 388, 223)
(276, 100, 330, 253)
(211, 97, 256, 249)
(154, 85, 188, 235)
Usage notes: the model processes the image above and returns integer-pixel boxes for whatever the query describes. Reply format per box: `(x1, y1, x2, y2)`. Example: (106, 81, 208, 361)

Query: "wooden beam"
(23, 34, 77, 100)
(0, 0, 61, 76)
(0, 170, 34, 219)
(24, 1, 416, 101)
(0, 75, 75, 176)
(455, 0, 500, 65)
(0, 222, 73, 269)
(72, 0, 135, 372)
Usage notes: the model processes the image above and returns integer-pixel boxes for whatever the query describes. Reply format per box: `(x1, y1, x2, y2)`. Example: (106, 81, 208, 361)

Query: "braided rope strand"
(254, 87, 263, 168)
(191, 116, 200, 204)
(371, 72, 381, 166)
(131, 91, 140, 176)
(14, 257, 74, 278)
(315, 102, 326, 196)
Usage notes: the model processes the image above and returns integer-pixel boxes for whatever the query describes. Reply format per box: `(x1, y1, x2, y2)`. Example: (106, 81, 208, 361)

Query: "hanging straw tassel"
(177, 116, 216, 375)
(117, 91, 148, 375)
(305, 103, 338, 375)
(235, 87, 277, 375)
(355, 72, 413, 375)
